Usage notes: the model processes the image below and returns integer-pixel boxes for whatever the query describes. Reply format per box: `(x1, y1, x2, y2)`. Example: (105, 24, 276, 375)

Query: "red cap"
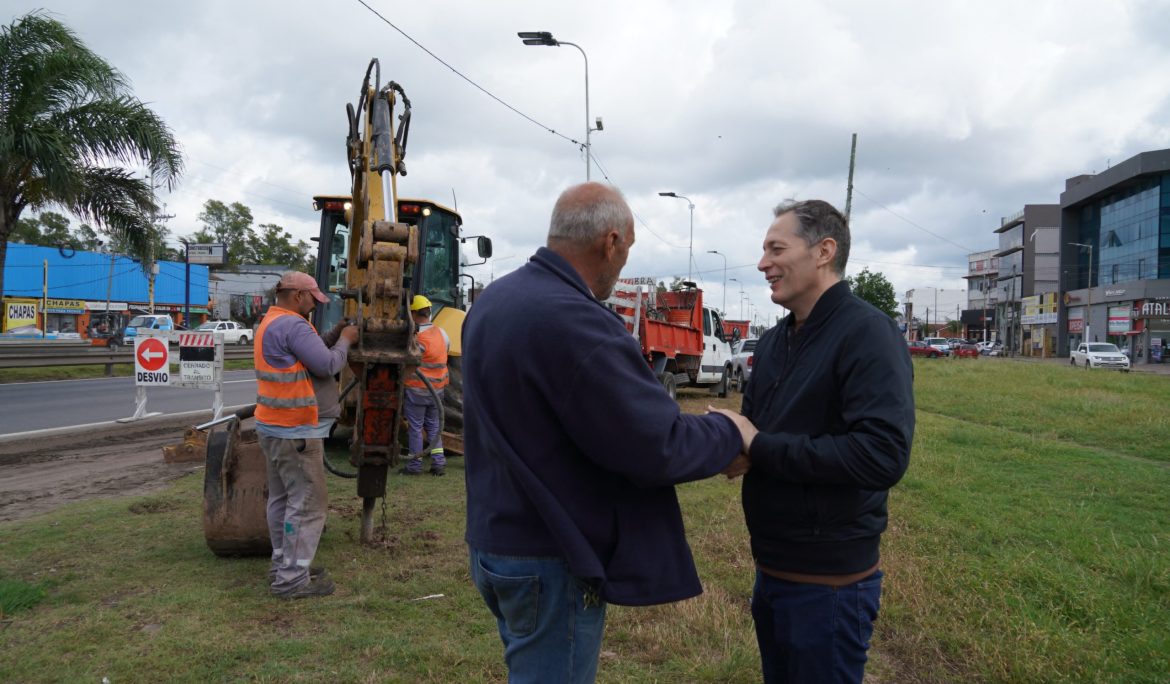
(277, 271, 329, 303)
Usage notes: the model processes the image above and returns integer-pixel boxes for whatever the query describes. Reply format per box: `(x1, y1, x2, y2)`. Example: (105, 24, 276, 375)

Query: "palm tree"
(0, 11, 183, 299)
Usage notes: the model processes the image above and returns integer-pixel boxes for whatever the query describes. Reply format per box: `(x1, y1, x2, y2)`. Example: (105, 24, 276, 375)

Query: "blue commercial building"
(2, 242, 209, 335)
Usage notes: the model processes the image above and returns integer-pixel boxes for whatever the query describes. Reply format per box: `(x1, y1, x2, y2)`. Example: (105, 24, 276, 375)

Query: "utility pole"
(146, 173, 175, 315)
(844, 133, 857, 224)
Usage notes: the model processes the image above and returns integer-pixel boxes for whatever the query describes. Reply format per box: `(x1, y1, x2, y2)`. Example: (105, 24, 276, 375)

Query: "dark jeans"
(469, 547, 607, 683)
(751, 569, 883, 684)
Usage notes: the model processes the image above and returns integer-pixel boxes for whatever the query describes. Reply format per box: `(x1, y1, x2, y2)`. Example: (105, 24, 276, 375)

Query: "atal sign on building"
(1138, 299, 1170, 320)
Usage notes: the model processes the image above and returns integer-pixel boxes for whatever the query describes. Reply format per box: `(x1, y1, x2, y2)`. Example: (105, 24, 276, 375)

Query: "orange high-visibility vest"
(405, 324, 449, 391)
(253, 306, 319, 426)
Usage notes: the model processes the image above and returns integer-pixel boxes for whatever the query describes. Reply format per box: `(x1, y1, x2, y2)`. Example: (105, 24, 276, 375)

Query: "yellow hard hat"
(410, 295, 432, 311)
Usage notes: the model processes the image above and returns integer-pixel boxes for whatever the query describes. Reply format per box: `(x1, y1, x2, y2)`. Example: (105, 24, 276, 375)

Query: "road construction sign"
(178, 332, 218, 384)
(134, 336, 170, 385)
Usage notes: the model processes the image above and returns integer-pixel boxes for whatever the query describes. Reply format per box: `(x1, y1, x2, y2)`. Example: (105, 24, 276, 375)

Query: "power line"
(354, 0, 580, 150)
(853, 187, 975, 255)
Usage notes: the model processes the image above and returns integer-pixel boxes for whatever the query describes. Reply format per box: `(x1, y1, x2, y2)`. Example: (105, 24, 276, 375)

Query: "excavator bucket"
(202, 416, 271, 557)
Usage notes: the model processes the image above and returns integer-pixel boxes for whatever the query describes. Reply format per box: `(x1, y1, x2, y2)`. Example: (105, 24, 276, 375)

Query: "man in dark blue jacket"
(713, 199, 914, 684)
(463, 182, 746, 683)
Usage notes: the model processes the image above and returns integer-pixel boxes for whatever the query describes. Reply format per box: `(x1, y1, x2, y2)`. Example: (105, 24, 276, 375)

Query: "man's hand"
(721, 452, 750, 479)
(707, 406, 759, 453)
(340, 325, 359, 344)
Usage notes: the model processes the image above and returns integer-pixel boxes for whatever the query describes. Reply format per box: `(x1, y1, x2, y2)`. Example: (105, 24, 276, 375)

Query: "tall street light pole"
(729, 277, 745, 320)
(518, 32, 601, 180)
(707, 250, 727, 314)
(659, 192, 694, 280)
(1069, 241, 1094, 343)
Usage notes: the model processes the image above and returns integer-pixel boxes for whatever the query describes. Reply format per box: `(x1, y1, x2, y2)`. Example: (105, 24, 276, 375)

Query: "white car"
(194, 320, 253, 345)
(1070, 343, 1130, 371)
(922, 337, 952, 356)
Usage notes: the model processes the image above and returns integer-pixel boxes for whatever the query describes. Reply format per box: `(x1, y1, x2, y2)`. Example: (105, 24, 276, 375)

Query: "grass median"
(0, 358, 1167, 682)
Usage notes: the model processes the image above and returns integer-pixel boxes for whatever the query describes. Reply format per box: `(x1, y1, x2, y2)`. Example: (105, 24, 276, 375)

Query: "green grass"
(0, 359, 254, 383)
(0, 361, 1167, 682)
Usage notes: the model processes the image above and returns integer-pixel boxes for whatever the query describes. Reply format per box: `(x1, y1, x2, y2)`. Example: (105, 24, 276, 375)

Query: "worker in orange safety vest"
(401, 295, 450, 476)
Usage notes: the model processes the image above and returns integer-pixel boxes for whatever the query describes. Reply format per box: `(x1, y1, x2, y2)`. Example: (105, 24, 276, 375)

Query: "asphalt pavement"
(0, 370, 257, 435)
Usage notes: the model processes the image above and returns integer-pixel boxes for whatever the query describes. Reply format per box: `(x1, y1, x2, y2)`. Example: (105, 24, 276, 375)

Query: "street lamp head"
(707, 250, 720, 255)
(518, 31, 558, 46)
(658, 191, 677, 197)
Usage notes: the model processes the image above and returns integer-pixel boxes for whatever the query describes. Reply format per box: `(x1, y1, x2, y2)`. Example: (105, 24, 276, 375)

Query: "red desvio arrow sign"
(135, 337, 168, 372)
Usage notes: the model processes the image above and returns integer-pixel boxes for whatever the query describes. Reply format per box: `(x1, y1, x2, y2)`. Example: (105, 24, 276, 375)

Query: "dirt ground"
(0, 418, 206, 523)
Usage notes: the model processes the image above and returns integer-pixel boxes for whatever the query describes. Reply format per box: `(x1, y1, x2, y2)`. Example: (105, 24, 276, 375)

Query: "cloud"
(10, 0, 1170, 318)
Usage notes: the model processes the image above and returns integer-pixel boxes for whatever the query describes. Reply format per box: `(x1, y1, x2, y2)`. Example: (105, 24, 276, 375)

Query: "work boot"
(269, 565, 326, 584)
(273, 576, 335, 600)
(429, 464, 445, 477)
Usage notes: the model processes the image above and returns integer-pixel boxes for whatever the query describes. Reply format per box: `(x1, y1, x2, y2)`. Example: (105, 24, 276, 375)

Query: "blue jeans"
(469, 547, 607, 684)
(751, 569, 883, 684)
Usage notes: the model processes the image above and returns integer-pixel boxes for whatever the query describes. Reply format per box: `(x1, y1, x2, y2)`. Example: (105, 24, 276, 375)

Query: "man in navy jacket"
(463, 182, 746, 683)
(714, 199, 914, 684)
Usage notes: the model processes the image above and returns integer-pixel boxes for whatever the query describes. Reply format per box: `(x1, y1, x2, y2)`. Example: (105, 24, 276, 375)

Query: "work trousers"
(260, 435, 328, 593)
(403, 388, 445, 472)
(469, 547, 607, 684)
(751, 569, 883, 684)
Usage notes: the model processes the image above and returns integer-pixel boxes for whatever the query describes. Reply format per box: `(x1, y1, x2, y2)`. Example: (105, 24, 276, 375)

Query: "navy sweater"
(742, 281, 914, 575)
(463, 248, 742, 606)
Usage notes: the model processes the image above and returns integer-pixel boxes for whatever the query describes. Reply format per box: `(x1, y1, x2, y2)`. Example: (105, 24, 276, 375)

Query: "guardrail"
(0, 347, 254, 370)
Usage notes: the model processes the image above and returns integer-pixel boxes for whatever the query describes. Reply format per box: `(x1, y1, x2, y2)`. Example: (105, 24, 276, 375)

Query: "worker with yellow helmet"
(401, 295, 450, 476)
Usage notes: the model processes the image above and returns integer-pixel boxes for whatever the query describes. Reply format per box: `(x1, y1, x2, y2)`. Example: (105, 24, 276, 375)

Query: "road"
(0, 371, 257, 435)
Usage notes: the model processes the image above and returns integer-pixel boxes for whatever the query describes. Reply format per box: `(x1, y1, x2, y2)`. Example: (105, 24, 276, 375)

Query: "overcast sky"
(13, 0, 1170, 323)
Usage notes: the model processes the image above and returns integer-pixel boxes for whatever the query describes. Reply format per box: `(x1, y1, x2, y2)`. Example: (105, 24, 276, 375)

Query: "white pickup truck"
(194, 320, 253, 345)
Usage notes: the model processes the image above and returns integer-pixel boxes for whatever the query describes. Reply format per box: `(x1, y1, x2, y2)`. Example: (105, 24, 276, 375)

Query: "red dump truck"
(606, 280, 735, 399)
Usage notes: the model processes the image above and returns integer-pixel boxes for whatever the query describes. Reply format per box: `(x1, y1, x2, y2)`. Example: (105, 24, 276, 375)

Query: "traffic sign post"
(119, 331, 170, 422)
(172, 332, 225, 419)
(134, 336, 170, 385)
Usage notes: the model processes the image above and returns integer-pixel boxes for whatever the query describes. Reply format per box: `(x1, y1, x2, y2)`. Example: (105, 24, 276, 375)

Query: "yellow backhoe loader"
(178, 59, 491, 555)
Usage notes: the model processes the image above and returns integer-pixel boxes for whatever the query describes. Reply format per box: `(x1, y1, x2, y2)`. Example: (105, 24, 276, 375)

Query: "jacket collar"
(529, 247, 597, 301)
(783, 279, 851, 333)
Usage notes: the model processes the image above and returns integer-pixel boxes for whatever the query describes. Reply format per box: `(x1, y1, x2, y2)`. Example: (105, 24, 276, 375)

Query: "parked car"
(122, 314, 174, 341)
(727, 337, 758, 391)
(952, 343, 981, 358)
(920, 337, 953, 356)
(194, 320, 253, 345)
(922, 337, 952, 355)
(977, 340, 1000, 354)
(1070, 343, 1130, 371)
(907, 341, 945, 358)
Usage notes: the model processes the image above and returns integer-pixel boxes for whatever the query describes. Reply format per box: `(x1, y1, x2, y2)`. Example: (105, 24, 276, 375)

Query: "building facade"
(962, 249, 999, 341)
(992, 204, 1060, 355)
(1, 242, 210, 336)
(1058, 149, 1170, 361)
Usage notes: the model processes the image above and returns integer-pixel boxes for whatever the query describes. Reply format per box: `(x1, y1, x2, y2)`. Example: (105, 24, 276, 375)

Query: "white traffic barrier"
(118, 329, 227, 422)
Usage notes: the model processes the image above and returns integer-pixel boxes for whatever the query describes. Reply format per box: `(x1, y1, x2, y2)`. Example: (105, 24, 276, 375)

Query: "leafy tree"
(9, 211, 71, 246)
(71, 222, 105, 251)
(845, 267, 899, 318)
(0, 11, 183, 298)
(250, 222, 310, 269)
(188, 199, 255, 267)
